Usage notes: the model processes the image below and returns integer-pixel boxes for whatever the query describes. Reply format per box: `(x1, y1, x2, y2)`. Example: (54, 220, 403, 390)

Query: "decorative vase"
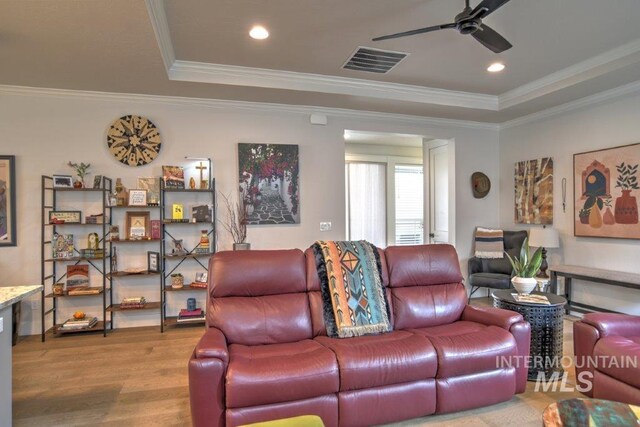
(588, 204, 602, 228)
(511, 277, 537, 294)
(579, 212, 589, 224)
(233, 243, 251, 251)
(171, 275, 184, 289)
(614, 190, 639, 224)
(603, 207, 615, 225)
(73, 180, 83, 189)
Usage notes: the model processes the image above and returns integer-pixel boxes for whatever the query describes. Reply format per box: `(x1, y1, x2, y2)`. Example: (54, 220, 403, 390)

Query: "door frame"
(423, 138, 456, 246)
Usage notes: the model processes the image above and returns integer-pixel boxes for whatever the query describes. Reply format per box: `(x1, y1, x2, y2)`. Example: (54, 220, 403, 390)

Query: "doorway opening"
(344, 130, 455, 247)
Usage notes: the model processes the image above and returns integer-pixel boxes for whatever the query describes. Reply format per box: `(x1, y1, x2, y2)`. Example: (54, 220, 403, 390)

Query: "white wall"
(0, 88, 500, 334)
(500, 92, 640, 315)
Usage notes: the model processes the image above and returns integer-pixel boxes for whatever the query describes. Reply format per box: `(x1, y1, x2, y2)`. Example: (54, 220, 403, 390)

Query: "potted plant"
(67, 161, 91, 188)
(505, 237, 543, 294)
(219, 192, 249, 250)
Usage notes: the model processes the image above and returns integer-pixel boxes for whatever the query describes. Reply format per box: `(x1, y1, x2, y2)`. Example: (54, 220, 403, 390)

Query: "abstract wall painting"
(574, 143, 640, 239)
(514, 157, 553, 224)
(238, 143, 300, 225)
(0, 155, 16, 247)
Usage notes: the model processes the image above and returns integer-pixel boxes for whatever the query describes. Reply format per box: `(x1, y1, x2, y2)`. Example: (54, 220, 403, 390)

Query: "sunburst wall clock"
(106, 115, 162, 166)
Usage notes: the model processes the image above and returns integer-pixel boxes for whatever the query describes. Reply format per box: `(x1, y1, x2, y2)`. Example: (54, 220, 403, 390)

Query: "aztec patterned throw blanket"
(312, 240, 391, 338)
(474, 227, 505, 258)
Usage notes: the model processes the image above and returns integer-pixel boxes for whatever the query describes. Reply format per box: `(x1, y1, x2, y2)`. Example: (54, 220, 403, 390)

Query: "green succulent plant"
(505, 237, 543, 278)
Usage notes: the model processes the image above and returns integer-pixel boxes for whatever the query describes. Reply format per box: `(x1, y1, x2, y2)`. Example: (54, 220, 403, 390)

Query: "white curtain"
(346, 162, 386, 247)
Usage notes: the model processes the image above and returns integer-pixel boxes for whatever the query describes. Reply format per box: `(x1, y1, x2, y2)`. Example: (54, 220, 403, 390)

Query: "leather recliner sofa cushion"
(226, 339, 339, 408)
(315, 331, 437, 391)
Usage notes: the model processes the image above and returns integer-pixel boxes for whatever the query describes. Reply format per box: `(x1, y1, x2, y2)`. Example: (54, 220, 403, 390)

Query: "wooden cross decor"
(196, 162, 208, 189)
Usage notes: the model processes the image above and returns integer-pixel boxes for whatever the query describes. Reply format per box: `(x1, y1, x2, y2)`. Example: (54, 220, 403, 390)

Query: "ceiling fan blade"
(471, 23, 512, 53)
(470, 0, 511, 20)
(372, 23, 456, 42)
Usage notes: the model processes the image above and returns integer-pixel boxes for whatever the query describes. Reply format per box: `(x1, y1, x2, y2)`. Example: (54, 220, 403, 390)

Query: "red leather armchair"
(189, 244, 531, 427)
(574, 313, 640, 405)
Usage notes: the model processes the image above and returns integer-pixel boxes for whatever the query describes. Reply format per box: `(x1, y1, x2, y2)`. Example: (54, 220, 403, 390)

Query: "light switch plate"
(0, 316, 4, 334)
(320, 222, 332, 232)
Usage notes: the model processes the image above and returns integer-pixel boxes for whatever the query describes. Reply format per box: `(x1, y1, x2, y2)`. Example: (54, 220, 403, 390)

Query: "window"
(395, 165, 424, 245)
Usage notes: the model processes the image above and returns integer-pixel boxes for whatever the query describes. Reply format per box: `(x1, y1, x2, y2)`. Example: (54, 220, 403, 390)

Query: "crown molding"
(0, 84, 499, 131)
(169, 60, 499, 110)
(499, 38, 640, 109)
(500, 79, 640, 129)
(145, 0, 175, 72)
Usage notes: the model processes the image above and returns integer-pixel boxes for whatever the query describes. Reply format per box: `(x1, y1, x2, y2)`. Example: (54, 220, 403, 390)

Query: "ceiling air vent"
(342, 47, 409, 74)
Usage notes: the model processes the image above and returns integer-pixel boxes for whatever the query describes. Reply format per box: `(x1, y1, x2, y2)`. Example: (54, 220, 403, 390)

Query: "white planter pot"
(511, 276, 537, 294)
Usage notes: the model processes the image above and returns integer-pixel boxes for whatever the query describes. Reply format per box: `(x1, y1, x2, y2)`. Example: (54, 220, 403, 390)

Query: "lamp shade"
(528, 227, 559, 248)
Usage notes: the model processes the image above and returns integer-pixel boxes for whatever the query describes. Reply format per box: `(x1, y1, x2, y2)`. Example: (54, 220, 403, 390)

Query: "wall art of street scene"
(238, 143, 300, 225)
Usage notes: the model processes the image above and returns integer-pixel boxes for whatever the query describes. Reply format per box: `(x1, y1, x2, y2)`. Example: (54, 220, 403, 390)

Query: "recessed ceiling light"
(487, 62, 505, 73)
(249, 25, 269, 40)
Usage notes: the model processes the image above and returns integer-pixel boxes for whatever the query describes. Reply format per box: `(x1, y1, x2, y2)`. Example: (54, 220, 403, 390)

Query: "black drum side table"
(492, 290, 567, 381)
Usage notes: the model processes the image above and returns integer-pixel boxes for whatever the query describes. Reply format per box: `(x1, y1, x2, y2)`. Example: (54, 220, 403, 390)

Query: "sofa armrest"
(462, 305, 523, 330)
(194, 327, 229, 364)
(468, 257, 483, 275)
(582, 313, 640, 338)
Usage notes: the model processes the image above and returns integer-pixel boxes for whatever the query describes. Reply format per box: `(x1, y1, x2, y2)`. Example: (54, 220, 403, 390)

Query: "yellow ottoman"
(240, 415, 324, 427)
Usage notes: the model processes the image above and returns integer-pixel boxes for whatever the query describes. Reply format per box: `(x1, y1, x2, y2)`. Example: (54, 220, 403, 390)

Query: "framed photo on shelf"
(125, 211, 150, 239)
(147, 251, 160, 273)
(137, 177, 160, 205)
(93, 175, 103, 189)
(52, 174, 73, 189)
(0, 155, 16, 247)
(49, 210, 82, 224)
(128, 189, 147, 206)
(162, 166, 185, 189)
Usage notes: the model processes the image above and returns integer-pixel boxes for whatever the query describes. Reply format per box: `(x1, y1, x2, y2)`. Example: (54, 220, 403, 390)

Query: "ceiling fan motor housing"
(455, 8, 481, 34)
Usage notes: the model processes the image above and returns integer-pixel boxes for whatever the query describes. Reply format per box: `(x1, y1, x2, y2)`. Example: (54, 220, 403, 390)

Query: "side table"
(492, 290, 567, 380)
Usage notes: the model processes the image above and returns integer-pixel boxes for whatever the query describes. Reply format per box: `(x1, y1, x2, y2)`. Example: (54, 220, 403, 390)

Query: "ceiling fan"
(372, 0, 513, 53)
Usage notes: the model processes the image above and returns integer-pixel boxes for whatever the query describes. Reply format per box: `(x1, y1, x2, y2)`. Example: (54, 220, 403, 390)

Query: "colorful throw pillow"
(312, 240, 391, 338)
(474, 227, 505, 258)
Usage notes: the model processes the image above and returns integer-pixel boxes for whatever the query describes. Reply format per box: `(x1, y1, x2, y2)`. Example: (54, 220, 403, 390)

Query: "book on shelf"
(176, 314, 206, 323)
(150, 219, 161, 239)
(163, 219, 190, 223)
(85, 213, 106, 224)
(66, 265, 89, 290)
(120, 296, 146, 309)
(60, 316, 98, 330)
(67, 287, 102, 296)
(79, 248, 105, 258)
(511, 293, 551, 305)
(189, 281, 208, 289)
(52, 233, 74, 258)
(179, 308, 203, 317)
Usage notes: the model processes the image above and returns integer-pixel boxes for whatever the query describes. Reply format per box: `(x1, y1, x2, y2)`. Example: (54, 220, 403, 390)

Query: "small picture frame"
(52, 175, 73, 188)
(125, 211, 150, 239)
(87, 232, 99, 250)
(195, 272, 208, 283)
(109, 225, 120, 241)
(49, 211, 82, 224)
(93, 175, 103, 189)
(137, 177, 160, 205)
(128, 189, 148, 206)
(147, 251, 160, 273)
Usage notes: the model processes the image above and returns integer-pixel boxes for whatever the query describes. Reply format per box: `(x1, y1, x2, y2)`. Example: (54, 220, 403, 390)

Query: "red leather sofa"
(189, 244, 531, 427)
(574, 313, 640, 405)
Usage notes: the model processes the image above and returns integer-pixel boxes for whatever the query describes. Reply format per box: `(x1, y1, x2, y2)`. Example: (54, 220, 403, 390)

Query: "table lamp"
(528, 226, 560, 278)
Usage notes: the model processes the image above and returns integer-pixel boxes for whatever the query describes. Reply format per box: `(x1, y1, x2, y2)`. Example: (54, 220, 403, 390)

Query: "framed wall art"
(52, 174, 73, 188)
(125, 211, 150, 239)
(0, 155, 16, 246)
(574, 143, 640, 239)
(514, 157, 553, 224)
(238, 143, 300, 225)
(49, 210, 82, 224)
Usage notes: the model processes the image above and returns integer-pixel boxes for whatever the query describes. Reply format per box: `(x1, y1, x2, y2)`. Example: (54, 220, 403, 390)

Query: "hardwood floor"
(12, 298, 582, 426)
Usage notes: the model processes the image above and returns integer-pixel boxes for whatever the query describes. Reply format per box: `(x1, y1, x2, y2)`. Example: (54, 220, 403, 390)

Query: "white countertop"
(0, 286, 43, 311)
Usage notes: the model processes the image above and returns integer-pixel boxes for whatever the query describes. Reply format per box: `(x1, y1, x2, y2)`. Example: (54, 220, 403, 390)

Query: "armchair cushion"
(468, 273, 511, 290)
(582, 313, 640, 338)
(226, 340, 339, 408)
(594, 336, 640, 389)
(315, 331, 437, 391)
